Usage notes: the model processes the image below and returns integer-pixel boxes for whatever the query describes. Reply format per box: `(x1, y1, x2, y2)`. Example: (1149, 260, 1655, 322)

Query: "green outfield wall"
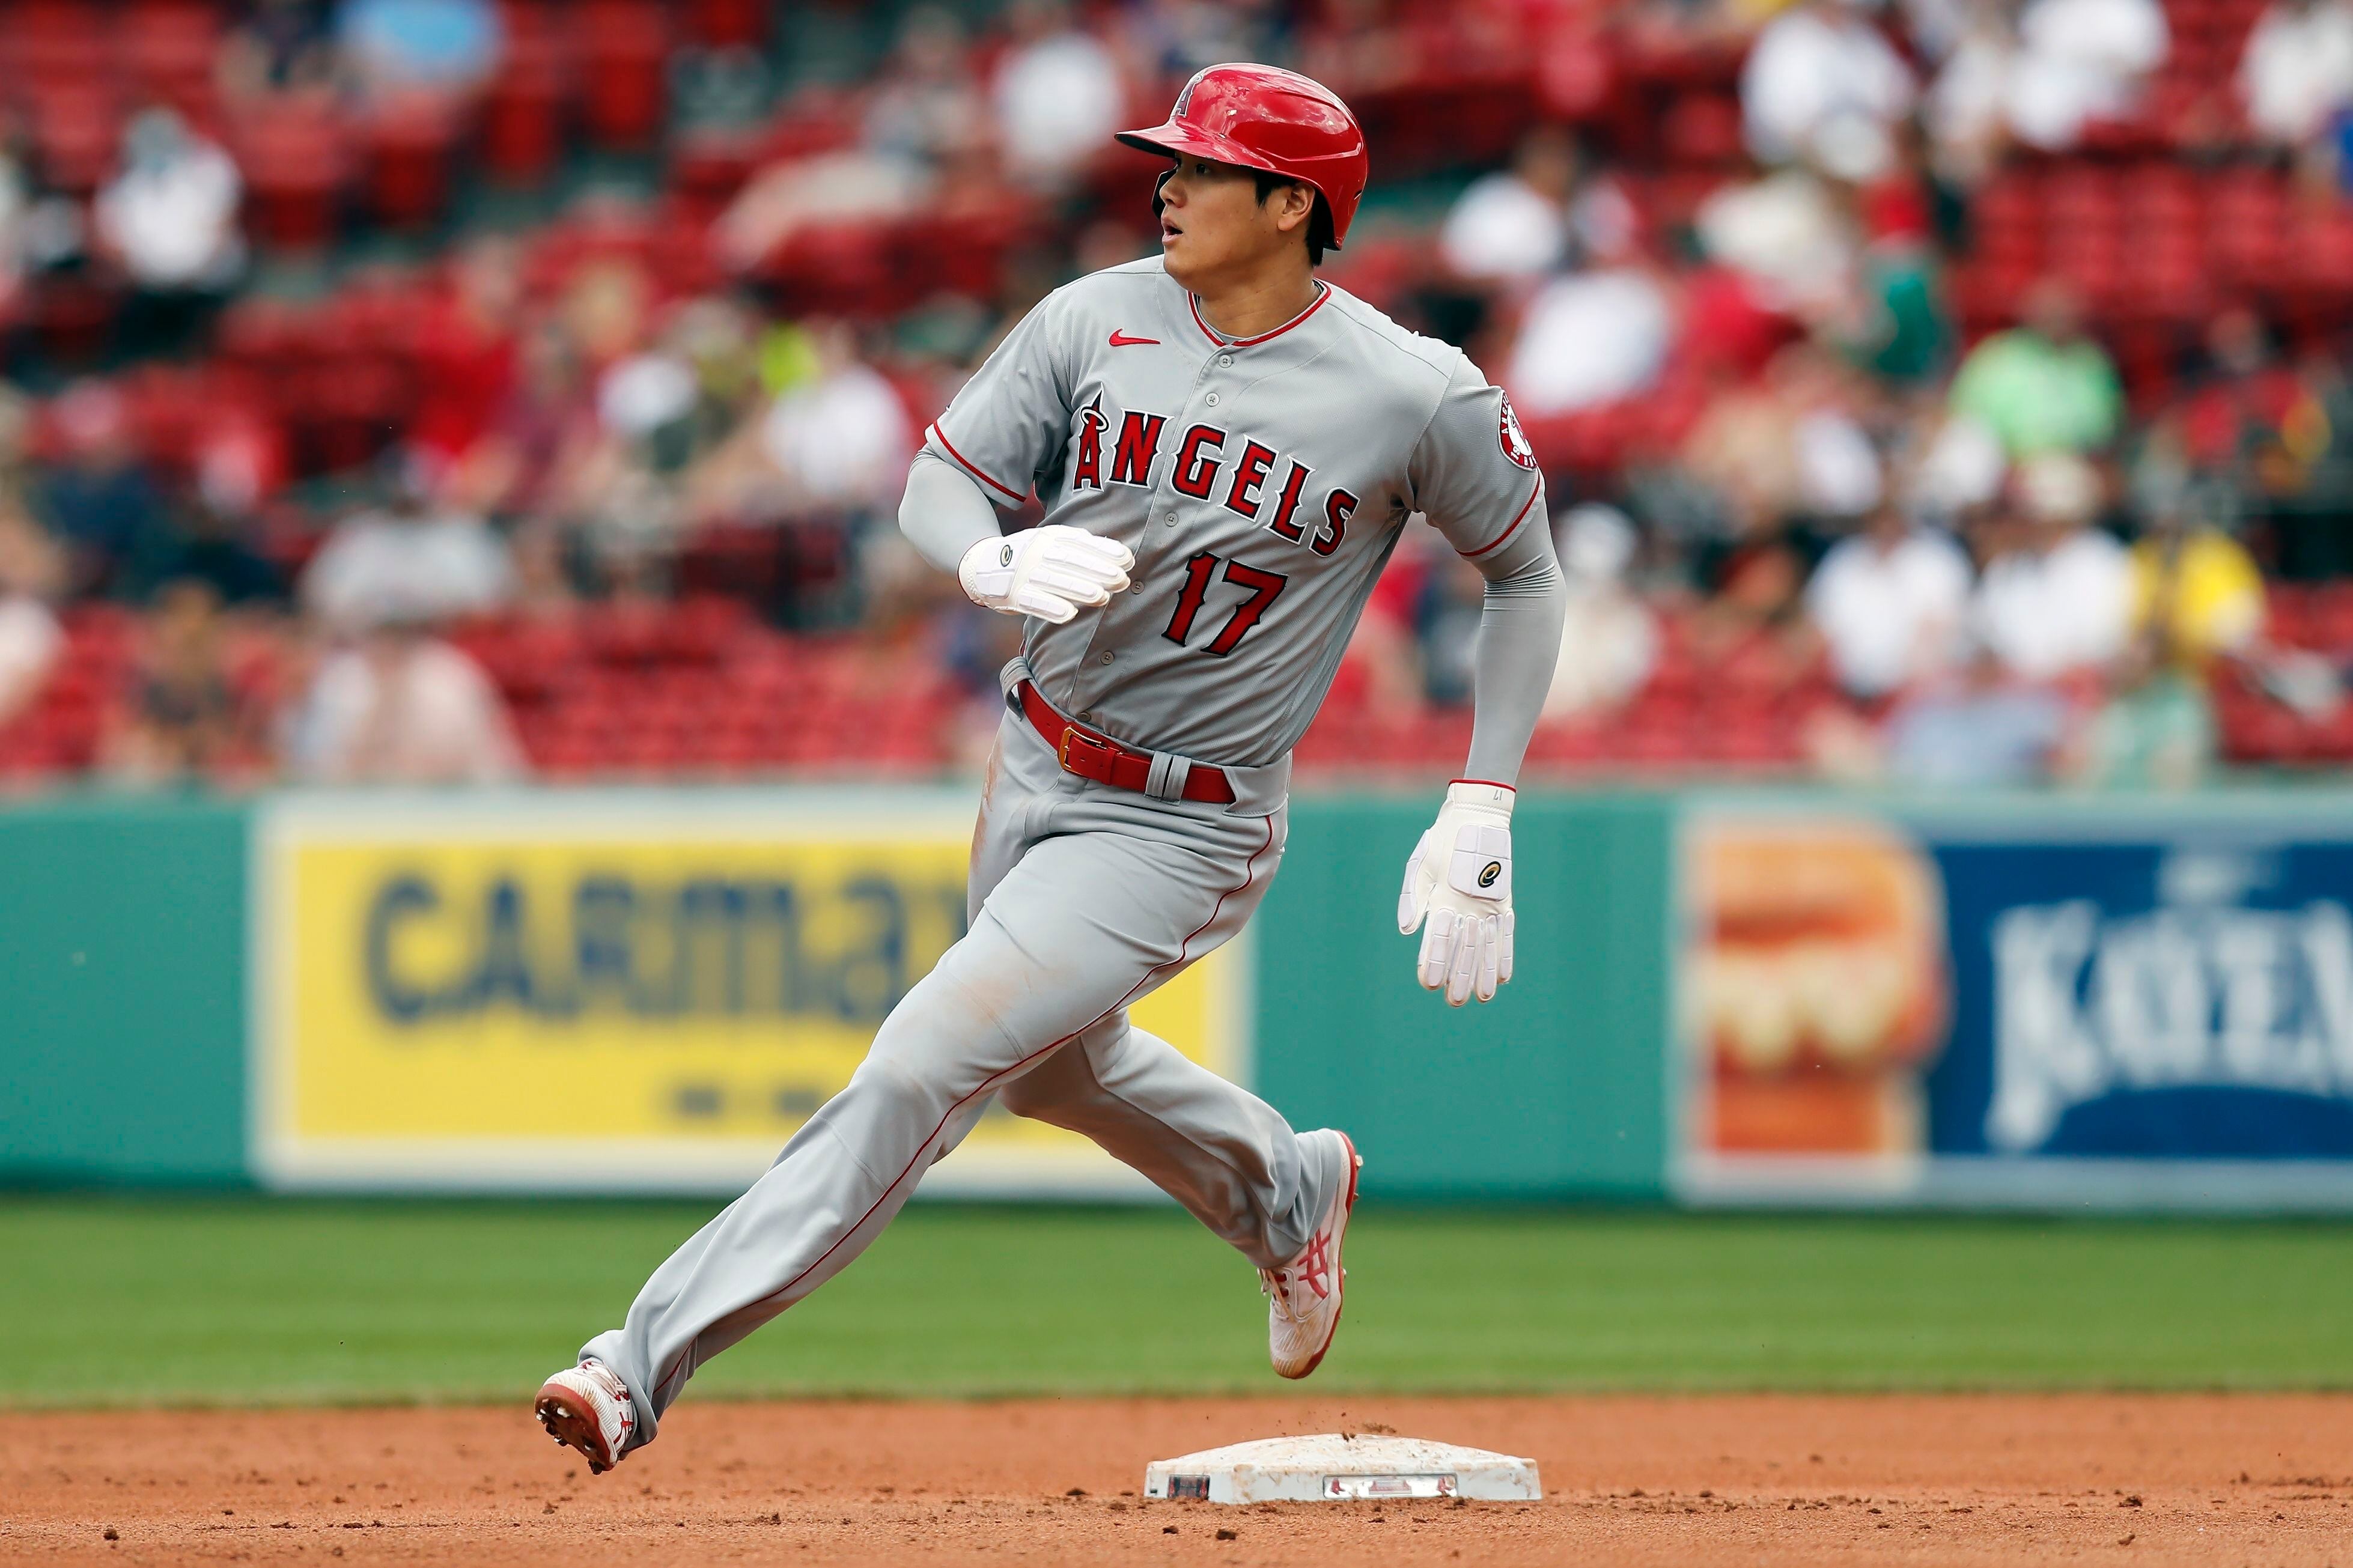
(0, 798, 249, 1185)
(0, 789, 1677, 1198)
(18, 786, 2353, 1208)
(1253, 794, 1674, 1199)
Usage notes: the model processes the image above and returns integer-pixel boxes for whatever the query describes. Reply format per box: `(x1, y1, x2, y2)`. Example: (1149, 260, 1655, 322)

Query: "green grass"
(8, 1197, 2353, 1407)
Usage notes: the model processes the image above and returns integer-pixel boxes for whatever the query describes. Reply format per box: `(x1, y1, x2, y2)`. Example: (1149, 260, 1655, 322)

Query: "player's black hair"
(1251, 169, 1334, 266)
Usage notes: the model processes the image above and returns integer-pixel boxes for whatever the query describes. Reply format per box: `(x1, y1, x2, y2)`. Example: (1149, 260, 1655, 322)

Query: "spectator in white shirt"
(758, 322, 915, 517)
(283, 595, 525, 784)
(1924, 14, 2015, 178)
(1505, 267, 1675, 416)
(681, 321, 915, 544)
(301, 461, 516, 631)
(990, 0, 1124, 190)
(96, 110, 243, 291)
(1807, 503, 1974, 699)
(1970, 453, 2133, 681)
(1741, 0, 1917, 178)
(1440, 129, 1578, 282)
(94, 110, 245, 357)
(1694, 169, 1858, 322)
(2003, 0, 2170, 150)
(1441, 129, 1638, 285)
(2241, 0, 2353, 148)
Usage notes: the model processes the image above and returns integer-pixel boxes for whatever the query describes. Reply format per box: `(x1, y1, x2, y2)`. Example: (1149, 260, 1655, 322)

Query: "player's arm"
(1396, 360, 1566, 1006)
(898, 452, 1003, 574)
(899, 457, 1130, 623)
(1458, 514, 1564, 788)
(897, 291, 1131, 623)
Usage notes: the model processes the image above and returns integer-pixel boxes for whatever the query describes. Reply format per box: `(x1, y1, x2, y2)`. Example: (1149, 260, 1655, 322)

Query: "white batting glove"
(1397, 780, 1516, 1006)
(958, 526, 1133, 625)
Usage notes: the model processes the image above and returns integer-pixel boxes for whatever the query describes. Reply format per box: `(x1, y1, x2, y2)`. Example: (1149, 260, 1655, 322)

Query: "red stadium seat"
(30, 84, 119, 197)
(685, 0, 766, 49)
(120, 3, 223, 127)
(360, 93, 461, 231)
(481, 11, 569, 184)
(577, 2, 668, 151)
(233, 106, 350, 252)
(1661, 93, 1743, 166)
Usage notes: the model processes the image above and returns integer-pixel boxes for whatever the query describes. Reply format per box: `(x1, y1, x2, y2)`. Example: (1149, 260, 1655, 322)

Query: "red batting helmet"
(1116, 63, 1369, 249)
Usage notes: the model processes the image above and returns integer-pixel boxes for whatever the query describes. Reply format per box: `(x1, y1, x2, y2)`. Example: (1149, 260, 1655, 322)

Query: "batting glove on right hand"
(959, 526, 1133, 625)
(1397, 780, 1515, 1006)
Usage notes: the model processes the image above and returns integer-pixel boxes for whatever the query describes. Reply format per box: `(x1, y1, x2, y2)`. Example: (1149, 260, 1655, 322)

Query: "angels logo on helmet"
(1498, 395, 1537, 472)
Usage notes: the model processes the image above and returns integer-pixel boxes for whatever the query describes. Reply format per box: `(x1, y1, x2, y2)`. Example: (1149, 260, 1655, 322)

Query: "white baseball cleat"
(1262, 1131, 1362, 1380)
(534, 1360, 637, 1474)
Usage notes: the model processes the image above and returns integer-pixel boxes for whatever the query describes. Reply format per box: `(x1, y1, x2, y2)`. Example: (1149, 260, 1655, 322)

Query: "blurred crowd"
(6, 0, 2353, 789)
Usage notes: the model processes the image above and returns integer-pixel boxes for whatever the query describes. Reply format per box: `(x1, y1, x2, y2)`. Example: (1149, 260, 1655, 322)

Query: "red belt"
(1015, 680, 1235, 804)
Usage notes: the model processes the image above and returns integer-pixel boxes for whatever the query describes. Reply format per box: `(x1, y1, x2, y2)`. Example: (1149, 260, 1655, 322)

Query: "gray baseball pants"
(582, 703, 1346, 1448)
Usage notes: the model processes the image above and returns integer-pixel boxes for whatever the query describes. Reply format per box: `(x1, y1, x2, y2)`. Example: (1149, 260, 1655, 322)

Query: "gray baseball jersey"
(923, 257, 1548, 768)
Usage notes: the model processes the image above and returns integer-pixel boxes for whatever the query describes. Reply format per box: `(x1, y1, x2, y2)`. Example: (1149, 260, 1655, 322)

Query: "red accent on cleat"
(1286, 1140, 1361, 1380)
(535, 1385, 615, 1474)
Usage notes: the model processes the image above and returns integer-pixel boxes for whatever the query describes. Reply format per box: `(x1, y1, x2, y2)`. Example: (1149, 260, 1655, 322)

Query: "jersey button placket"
(1125, 339, 1228, 678)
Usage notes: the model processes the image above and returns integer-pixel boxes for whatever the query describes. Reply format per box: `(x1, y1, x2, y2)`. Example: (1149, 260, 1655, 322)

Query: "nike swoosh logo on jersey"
(1108, 330, 1160, 347)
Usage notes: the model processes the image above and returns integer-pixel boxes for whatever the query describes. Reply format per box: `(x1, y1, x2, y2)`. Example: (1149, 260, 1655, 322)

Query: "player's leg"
(996, 1008, 1344, 1269)
(552, 725, 1035, 1465)
(969, 720, 1341, 1269)
(567, 757, 1304, 1455)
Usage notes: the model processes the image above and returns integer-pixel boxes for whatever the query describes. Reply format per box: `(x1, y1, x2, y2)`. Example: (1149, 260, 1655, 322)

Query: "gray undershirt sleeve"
(898, 451, 1005, 576)
(1403, 350, 1564, 789)
(1459, 517, 1565, 788)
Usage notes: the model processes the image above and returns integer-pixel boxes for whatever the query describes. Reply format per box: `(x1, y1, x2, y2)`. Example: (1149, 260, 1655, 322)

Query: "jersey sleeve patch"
(1499, 394, 1538, 471)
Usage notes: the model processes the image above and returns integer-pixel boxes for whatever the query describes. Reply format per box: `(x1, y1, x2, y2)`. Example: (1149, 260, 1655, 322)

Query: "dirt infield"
(7, 1394, 2352, 1566)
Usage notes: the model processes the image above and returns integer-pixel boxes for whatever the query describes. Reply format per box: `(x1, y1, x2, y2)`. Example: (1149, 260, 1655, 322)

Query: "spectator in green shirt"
(1949, 278, 2123, 457)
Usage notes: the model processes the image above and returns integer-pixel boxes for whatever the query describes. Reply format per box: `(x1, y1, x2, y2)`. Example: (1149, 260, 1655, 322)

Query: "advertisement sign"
(251, 792, 1250, 1194)
(1678, 801, 2353, 1208)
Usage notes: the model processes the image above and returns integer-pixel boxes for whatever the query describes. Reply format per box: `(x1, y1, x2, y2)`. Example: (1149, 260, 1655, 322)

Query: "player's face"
(1157, 154, 1313, 290)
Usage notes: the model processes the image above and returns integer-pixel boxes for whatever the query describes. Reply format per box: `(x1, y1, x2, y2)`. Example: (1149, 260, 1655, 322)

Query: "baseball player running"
(537, 63, 1565, 1472)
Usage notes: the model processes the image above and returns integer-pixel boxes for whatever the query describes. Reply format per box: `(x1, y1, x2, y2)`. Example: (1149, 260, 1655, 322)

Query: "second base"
(1143, 1433, 1541, 1504)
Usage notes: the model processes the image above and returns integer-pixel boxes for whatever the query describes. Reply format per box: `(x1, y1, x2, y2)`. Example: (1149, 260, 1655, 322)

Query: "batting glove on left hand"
(1398, 780, 1515, 1006)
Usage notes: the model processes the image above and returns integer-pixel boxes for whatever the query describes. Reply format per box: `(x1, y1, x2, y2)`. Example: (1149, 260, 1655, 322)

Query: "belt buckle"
(1056, 723, 1113, 780)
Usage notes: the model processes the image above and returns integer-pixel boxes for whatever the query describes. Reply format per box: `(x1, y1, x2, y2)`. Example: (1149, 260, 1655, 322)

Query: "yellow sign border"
(249, 790, 1254, 1196)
